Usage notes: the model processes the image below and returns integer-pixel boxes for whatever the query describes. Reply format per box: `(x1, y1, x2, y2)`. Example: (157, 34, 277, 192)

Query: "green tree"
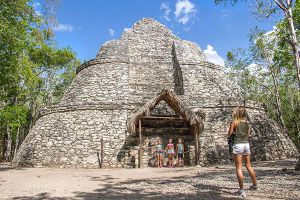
(0, 0, 79, 161)
(216, 0, 300, 90)
(218, 0, 300, 170)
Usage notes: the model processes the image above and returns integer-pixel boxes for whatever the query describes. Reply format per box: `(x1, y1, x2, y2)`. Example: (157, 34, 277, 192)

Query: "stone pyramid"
(13, 18, 298, 168)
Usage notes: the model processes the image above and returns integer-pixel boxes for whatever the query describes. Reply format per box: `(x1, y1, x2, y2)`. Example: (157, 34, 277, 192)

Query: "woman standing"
(228, 107, 257, 198)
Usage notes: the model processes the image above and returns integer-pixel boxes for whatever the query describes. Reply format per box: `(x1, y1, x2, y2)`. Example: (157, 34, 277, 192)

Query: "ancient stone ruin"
(13, 18, 298, 168)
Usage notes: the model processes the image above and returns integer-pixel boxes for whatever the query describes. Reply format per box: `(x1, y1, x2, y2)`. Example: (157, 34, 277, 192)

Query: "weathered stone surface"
(13, 18, 298, 168)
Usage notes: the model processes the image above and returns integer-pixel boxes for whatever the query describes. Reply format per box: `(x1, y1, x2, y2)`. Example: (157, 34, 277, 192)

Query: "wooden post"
(100, 137, 104, 168)
(195, 125, 199, 166)
(138, 119, 142, 168)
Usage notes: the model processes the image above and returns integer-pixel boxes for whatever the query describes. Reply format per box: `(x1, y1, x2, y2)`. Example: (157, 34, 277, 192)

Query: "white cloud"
(52, 23, 74, 32)
(220, 10, 232, 18)
(174, 0, 197, 25)
(183, 26, 191, 32)
(265, 26, 277, 36)
(32, 1, 41, 11)
(32, 2, 42, 16)
(108, 28, 115, 37)
(32, 2, 41, 7)
(160, 2, 172, 21)
(247, 63, 268, 76)
(252, 26, 277, 62)
(203, 45, 225, 67)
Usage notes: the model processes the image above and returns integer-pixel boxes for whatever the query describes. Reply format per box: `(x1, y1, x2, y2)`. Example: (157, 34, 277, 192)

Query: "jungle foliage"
(0, 0, 80, 161)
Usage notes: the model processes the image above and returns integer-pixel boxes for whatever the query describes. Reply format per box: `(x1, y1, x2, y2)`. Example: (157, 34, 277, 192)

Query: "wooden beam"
(164, 99, 184, 117)
(142, 116, 186, 121)
(146, 114, 180, 118)
(195, 124, 199, 166)
(100, 137, 104, 168)
(142, 119, 188, 126)
(138, 119, 142, 168)
(142, 127, 189, 131)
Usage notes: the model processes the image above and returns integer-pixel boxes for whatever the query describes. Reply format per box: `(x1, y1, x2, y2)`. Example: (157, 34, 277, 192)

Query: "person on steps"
(156, 139, 164, 168)
(166, 138, 175, 168)
(176, 138, 184, 167)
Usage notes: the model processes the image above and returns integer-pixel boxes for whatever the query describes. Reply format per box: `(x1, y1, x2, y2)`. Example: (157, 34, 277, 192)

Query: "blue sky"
(34, 0, 282, 65)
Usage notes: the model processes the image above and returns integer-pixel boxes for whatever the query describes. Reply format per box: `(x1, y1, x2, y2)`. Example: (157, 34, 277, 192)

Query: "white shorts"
(232, 143, 250, 155)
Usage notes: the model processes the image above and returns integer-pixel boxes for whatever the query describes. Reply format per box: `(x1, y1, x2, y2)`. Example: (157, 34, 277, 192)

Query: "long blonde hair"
(232, 107, 247, 127)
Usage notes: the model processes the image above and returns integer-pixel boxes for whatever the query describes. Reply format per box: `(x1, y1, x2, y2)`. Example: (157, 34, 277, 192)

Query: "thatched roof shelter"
(127, 89, 205, 134)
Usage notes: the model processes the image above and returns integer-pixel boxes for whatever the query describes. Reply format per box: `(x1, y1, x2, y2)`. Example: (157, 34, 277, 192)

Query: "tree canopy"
(216, 0, 300, 170)
(0, 0, 79, 161)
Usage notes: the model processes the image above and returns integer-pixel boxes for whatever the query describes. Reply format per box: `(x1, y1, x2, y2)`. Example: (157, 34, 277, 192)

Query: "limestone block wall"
(247, 109, 297, 160)
(59, 62, 129, 107)
(96, 40, 129, 63)
(198, 106, 298, 165)
(173, 40, 207, 65)
(14, 54, 130, 168)
(122, 19, 179, 104)
(172, 37, 242, 110)
(179, 62, 241, 106)
(198, 107, 231, 164)
(13, 110, 128, 168)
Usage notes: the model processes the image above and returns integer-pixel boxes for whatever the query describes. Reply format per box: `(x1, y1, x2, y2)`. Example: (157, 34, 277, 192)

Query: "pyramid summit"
(13, 18, 297, 168)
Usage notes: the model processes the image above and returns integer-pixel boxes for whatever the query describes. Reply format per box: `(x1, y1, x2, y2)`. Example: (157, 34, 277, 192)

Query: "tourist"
(176, 138, 184, 167)
(228, 110, 239, 160)
(166, 138, 175, 168)
(228, 107, 258, 198)
(156, 139, 164, 168)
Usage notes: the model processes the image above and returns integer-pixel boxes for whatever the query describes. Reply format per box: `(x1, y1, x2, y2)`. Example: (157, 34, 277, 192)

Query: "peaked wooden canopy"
(127, 89, 205, 134)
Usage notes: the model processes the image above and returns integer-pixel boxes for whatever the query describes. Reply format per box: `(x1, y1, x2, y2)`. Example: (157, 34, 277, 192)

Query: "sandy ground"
(0, 158, 299, 200)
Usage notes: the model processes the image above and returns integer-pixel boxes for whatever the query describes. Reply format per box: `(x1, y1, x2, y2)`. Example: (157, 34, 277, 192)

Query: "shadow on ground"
(0, 163, 25, 172)
(7, 159, 300, 200)
(75, 176, 238, 200)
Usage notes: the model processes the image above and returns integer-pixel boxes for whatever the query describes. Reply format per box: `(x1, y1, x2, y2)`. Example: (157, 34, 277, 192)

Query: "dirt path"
(1, 159, 299, 200)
